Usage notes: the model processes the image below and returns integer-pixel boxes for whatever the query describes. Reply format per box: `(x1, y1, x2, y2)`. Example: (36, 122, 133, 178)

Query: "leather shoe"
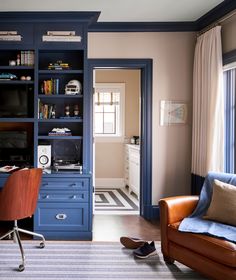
(120, 236, 146, 249)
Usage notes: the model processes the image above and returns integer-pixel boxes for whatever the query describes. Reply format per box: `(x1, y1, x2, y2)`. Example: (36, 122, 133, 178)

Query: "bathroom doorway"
(88, 59, 153, 219)
(93, 69, 141, 215)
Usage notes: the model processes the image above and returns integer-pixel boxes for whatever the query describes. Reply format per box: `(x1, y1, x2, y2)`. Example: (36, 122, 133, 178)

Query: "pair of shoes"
(120, 236, 146, 249)
(133, 241, 157, 259)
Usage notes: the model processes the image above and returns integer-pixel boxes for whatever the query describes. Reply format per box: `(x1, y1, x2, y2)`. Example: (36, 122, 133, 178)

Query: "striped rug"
(95, 188, 139, 215)
(0, 241, 207, 279)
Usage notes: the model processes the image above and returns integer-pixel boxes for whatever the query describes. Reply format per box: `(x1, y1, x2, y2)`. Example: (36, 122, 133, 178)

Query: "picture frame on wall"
(160, 100, 188, 126)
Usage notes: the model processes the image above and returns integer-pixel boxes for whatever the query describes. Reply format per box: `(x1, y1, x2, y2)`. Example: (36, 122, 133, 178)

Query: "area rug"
(95, 188, 139, 215)
(0, 241, 207, 279)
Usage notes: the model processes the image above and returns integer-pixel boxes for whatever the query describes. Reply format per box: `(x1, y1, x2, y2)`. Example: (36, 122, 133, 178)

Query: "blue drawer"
(40, 178, 89, 190)
(38, 190, 88, 202)
(34, 202, 88, 232)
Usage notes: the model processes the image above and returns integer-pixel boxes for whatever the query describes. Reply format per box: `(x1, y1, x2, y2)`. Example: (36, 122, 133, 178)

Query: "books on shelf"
(20, 51, 34, 66)
(38, 100, 56, 119)
(41, 79, 59, 95)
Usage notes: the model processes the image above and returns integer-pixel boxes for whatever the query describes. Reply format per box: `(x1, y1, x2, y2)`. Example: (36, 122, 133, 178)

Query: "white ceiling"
(0, 0, 224, 22)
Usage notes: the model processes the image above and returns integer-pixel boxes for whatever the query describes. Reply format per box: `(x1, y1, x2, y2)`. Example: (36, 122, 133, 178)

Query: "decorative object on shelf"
(73, 104, 79, 117)
(20, 76, 31, 81)
(65, 80, 82, 95)
(9, 60, 16, 66)
(48, 127, 72, 136)
(0, 72, 17, 80)
(16, 54, 20, 65)
(0, 31, 22, 41)
(51, 105, 56, 119)
(42, 30, 82, 42)
(48, 60, 70, 70)
(160, 100, 188, 126)
(65, 105, 70, 117)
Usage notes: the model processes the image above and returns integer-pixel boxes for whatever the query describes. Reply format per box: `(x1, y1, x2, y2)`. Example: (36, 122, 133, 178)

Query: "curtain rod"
(197, 9, 236, 36)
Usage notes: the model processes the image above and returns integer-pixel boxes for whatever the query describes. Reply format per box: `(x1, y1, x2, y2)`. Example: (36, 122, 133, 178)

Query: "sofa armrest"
(159, 196, 199, 224)
(159, 196, 199, 259)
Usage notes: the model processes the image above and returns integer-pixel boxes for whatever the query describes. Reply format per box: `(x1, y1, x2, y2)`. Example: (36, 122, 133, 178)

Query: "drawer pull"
(55, 214, 67, 220)
(70, 183, 77, 187)
(71, 195, 77, 199)
(43, 195, 50, 199)
(42, 183, 49, 187)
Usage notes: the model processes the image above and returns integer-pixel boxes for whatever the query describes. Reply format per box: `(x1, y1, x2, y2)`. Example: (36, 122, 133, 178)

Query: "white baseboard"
(95, 178, 125, 189)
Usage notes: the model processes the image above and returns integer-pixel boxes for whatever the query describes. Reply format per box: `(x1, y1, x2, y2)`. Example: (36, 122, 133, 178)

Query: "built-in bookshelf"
(0, 12, 97, 240)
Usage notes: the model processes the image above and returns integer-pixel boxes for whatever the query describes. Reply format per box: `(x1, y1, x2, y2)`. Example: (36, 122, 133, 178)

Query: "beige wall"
(95, 69, 140, 178)
(222, 14, 236, 53)
(89, 32, 196, 204)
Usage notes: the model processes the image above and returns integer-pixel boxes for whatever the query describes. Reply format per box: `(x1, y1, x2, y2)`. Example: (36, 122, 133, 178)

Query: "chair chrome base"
(0, 220, 45, 271)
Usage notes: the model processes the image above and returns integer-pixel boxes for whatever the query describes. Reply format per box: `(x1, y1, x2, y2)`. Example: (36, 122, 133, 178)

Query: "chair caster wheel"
(39, 242, 45, 248)
(18, 264, 25, 272)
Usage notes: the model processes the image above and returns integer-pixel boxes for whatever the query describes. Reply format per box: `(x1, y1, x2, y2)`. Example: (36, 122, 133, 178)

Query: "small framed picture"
(160, 100, 188, 126)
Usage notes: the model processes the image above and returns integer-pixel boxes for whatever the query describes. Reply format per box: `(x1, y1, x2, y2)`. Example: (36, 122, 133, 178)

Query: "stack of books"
(48, 62, 69, 70)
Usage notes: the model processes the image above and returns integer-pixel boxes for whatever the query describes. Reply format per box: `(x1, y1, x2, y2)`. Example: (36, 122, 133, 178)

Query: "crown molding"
(89, 21, 198, 32)
(196, 0, 236, 30)
(0, 11, 101, 24)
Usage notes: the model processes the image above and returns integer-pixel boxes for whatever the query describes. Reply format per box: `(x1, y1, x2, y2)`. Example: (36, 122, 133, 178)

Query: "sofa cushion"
(168, 222, 236, 267)
(204, 179, 236, 226)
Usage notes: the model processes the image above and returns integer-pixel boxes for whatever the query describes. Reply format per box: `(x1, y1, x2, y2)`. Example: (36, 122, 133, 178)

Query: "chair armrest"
(159, 196, 199, 258)
(159, 196, 199, 225)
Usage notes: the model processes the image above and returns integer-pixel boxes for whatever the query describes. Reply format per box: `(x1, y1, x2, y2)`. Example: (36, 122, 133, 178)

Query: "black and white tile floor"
(95, 187, 139, 215)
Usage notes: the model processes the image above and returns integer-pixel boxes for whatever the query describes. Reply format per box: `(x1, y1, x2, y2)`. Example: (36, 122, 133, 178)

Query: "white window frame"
(94, 83, 125, 143)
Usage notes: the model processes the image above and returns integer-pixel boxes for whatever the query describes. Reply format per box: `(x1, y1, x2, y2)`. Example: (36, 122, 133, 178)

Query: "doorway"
(93, 69, 141, 215)
(88, 59, 153, 219)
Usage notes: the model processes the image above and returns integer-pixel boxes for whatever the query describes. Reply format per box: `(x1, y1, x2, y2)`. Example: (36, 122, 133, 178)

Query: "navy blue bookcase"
(0, 12, 99, 240)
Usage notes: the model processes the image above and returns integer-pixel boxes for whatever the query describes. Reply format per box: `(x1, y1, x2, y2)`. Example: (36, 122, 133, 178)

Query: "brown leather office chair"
(0, 168, 45, 271)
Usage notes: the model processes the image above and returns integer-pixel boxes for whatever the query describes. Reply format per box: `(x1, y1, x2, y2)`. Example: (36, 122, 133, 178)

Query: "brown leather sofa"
(159, 196, 236, 280)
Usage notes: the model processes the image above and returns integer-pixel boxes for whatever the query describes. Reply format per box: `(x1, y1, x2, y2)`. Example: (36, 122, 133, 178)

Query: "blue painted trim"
(143, 205, 160, 220)
(223, 49, 236, 65)
(196, 0, 236, 30)
(0, 12, 100, 24)
(89, 22, 197, 32)
(87, 59, 152, 220)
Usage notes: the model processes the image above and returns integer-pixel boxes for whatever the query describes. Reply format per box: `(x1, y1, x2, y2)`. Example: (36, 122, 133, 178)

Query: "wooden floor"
(93, 214, 161, 241)
(0, 215, 161, 242)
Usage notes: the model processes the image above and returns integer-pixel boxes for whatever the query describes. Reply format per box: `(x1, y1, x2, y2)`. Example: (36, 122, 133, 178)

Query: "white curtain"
(192, 26, 224, 177)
